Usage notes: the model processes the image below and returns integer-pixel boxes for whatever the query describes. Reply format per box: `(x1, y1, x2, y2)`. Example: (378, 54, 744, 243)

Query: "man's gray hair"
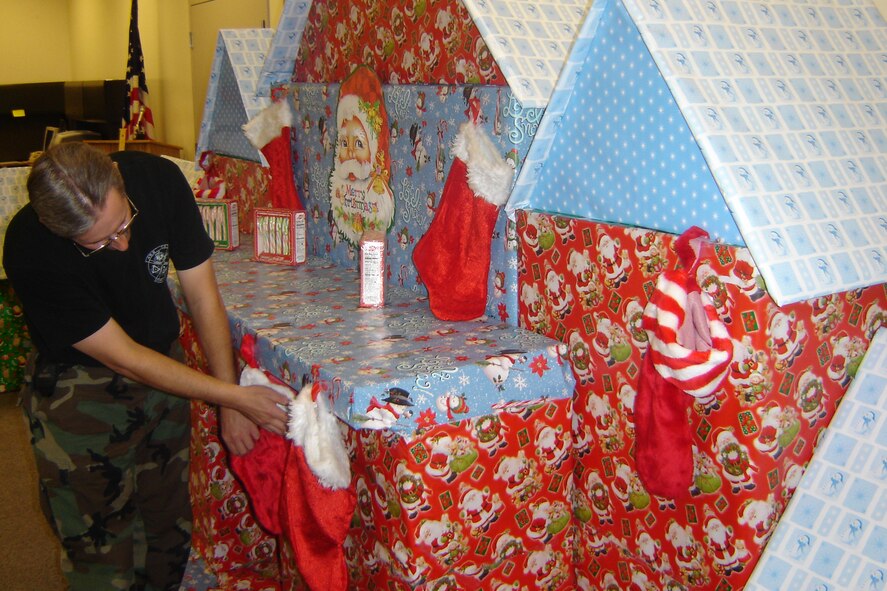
(27, 142, 125, 238)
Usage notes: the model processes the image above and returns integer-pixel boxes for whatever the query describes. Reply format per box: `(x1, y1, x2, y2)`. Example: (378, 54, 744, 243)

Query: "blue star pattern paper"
(508, 0, 744, 246)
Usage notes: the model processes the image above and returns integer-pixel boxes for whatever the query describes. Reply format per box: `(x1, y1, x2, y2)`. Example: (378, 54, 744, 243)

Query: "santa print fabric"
(243, 99, 304, 210)
(412, 121, 514, 321)
(635, 227, 733, 499)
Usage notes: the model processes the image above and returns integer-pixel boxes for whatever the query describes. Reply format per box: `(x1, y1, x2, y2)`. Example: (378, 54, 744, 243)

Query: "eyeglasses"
(73, 197, 139, 258)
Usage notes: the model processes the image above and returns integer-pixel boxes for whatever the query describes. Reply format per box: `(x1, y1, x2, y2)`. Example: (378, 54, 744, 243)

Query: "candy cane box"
(253, 208, 306, 265)
(196, 198, 239, 251)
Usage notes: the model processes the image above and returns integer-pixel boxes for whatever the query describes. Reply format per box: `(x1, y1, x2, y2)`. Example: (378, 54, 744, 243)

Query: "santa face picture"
(329, 66, 395, 246)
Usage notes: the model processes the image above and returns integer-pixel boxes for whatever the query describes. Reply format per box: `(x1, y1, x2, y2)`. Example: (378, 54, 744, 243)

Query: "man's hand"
(236, 383, 291, 437)
(219, 407, 260, 455)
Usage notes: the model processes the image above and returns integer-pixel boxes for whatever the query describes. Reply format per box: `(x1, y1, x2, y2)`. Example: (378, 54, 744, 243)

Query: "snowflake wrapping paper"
(745, 326, 887, 591)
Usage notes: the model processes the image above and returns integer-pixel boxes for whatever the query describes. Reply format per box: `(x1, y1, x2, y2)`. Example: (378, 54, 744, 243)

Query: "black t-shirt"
(3, 151, 214, 366)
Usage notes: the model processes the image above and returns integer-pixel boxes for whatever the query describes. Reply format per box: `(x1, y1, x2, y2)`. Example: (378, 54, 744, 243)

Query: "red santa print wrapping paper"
(514, 210, 884, 590)
(342, 397, 576, 590)
(294, 0, 505, 86)
(200, 153, 272, 235)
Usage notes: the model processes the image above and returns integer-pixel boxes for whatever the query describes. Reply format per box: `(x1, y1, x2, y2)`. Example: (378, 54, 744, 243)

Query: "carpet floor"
(0, 392, 66, 590)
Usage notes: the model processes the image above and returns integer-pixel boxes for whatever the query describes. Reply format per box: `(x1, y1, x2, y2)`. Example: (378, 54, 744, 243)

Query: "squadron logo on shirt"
(146, 244, 170, 283)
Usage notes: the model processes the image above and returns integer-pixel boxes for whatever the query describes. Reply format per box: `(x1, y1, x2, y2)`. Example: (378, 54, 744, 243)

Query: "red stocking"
(283, 382, 356, 591)
(243, 99, 304, 210)
(228, 431, 288, 535)
(283, 446, 355, 591)
(412, 121, 514, 321)
(635, 353, 696, 498)
(228, 361, 295, 534)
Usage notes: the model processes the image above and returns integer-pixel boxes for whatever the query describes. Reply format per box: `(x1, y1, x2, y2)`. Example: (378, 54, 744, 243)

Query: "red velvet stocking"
(283, 445, 355, 591)
(228, 430, 289, 535)
(413, 157, 498, 320)
(243, 99, 304, 210)
(261, 127, 303, 210)
(412, 121, 514, 321)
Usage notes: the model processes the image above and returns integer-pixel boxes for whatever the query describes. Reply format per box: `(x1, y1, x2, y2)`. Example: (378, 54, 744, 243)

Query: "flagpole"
(122, 0, 154, 149)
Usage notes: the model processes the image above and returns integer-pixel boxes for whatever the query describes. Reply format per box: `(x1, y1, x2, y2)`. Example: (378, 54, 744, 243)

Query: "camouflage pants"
(21, 352, 192, 591)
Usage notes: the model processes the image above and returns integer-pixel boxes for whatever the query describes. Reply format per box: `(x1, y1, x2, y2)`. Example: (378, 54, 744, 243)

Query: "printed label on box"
(360, 231, 385, 308)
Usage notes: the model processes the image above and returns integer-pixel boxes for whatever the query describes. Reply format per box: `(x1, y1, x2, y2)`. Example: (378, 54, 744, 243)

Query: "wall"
(0, 0, 285, 161)
(189, 1, 269, 147)
(0, 0, 72, 83)
(0, 0, 186, 153)
(0, 0, 883, 158)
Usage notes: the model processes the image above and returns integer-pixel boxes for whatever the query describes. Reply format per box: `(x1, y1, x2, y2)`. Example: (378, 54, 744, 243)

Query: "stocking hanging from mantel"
(635, 226, 733, 499)
(243, 99, 304, 210)
(412, 120, 514, 321)
(228, 336, 355, 591)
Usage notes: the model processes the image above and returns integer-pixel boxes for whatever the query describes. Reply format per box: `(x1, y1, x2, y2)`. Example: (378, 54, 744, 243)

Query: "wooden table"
(84, 139, 182, 158)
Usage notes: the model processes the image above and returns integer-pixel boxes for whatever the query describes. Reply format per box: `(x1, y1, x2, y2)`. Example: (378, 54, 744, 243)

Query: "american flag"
(122, 0, 154, 140)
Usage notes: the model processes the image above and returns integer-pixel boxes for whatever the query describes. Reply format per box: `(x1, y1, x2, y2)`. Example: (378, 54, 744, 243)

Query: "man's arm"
(73, 320, 288, 435)
(176, 258, 263, 455)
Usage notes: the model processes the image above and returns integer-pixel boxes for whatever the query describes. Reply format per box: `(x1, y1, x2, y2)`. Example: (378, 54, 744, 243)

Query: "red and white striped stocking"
(635, 227, 733, 499)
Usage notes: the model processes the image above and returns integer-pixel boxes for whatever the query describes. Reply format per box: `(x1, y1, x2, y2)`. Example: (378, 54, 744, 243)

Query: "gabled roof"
(461, 0, 592, 107)
(241, 0, 887, 305)
(257, 1, 312, 96)
(263, 0, 586, 103)
(196, 29, 273, 163)
(510, 0, 887, 306)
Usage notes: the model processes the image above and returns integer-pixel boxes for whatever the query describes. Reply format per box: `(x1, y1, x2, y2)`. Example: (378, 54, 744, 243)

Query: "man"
(2, 143, 289, 590)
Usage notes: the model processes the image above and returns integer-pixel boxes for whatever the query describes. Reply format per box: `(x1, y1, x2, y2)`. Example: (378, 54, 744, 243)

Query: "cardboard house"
(183, 1, 887, 590)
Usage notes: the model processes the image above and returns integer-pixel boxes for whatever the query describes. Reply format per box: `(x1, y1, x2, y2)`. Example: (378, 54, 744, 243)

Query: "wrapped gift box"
(344, 397, 577, 589)
(197, 198, 240, 250)
(254, 208, 306, 265)
(171, 238, 578, 588)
